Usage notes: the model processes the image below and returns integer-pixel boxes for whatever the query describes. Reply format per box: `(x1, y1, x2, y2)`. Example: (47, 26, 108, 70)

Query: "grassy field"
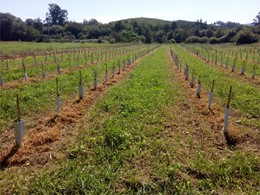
(182, 43, 260, 77)
(172, 44, 260, 129)
(0, 44, 259, 194)
(175, 45, 260, 113)
(0, 44, 156, 133)
(0, 45, 143, 83)
(0, 41, 112, 57)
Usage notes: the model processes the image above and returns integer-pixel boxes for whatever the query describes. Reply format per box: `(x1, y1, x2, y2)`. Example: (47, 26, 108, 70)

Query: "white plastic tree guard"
(56, 95, 61, 115)
(208, 91, 214, 109)
(241, 66, 245, 75)
(24, 72, 28, 81)
(14, 120, 25, 147)
(14, 94, 25, 147)
(223, 107, 229, 133)
(79, 84, 84, 99)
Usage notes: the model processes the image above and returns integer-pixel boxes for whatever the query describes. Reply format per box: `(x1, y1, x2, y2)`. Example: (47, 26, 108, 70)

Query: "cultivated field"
(0, 41, 110, 57)
(0, 42, 259, 194)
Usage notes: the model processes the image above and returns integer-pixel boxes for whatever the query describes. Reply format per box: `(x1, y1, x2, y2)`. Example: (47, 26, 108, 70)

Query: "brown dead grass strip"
(0, 49, 155, 168)
(168, 50, 259, 152)
(0, 49, 142, 91)
(188, 51, 260, 86)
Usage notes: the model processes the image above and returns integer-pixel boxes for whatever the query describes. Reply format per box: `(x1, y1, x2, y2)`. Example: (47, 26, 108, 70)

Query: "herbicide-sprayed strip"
(0, 46, 144, 90)
(169, 48, 259, 152)
(182, 45, 260, 86)
(180, 44, 260, 85)
(2, 46, 258, 194)
(0, 47, 158, 168)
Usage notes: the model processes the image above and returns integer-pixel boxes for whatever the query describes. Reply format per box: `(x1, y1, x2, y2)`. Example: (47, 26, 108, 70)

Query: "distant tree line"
(0, 4, 259, 45)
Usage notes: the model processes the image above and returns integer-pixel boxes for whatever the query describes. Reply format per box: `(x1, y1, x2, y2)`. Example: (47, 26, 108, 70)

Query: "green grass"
(1, 45, 259, 194)
(7, 46, 258, 194)
(24, 45, 190, 194)
(0, 44, 143, 82)
(0, 45, 156, 132)
(172, 44, 260, 118)
(187, 150, 260, 193)
(0, 41, 110, 56)
(183, 43, 260, 77)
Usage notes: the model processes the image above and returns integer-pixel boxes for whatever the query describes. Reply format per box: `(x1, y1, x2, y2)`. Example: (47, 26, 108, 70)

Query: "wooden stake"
(57, 60, 61, 75)
(16, 94, 21, 122)
(79, 71, 84, 99)
(223, 86, 233, 133)
(220, 54, 223, 66)
(211, 79, 215, 92)
(91, 53, 94, 64)
(6, 60, 9, 70)
(84, 52, 87, 65)
(94, 69, 97, 90)
(252, 64, 256, 79)
(41, 61, 45, 78)
(79, 70, 82, 85)
(77, 55, 80, 68)
(190, 69, 195, 88)
(227, 86, 232, 109)
(105, 63, 108, 82)
(232, 58, 236, 72)
(208, 79, 215, 110)
(196, 76, 201, 98)
(22, 59, 26, 73)
(118, 60, 121, 74)
(112, 63, 115, 78)
(56, 78, 60, 96)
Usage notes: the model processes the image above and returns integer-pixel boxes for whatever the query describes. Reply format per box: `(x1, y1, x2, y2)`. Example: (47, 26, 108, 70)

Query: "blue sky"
(0, 0, 259, 24)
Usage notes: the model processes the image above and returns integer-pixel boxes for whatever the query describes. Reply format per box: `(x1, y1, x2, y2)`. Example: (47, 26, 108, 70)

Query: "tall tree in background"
(83, 18, 99, 26)
(0, 13, 27, 41)
(88, 19, 99, 26)
(144, 26, 152, 43)
(0, 13, 16, 40)
(114, 21, 123, 32)
(171, 21, 177, 31)
(33, 18, 43, 32)
(46, 3, 68, 26)
(253, 12, 260, 25)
